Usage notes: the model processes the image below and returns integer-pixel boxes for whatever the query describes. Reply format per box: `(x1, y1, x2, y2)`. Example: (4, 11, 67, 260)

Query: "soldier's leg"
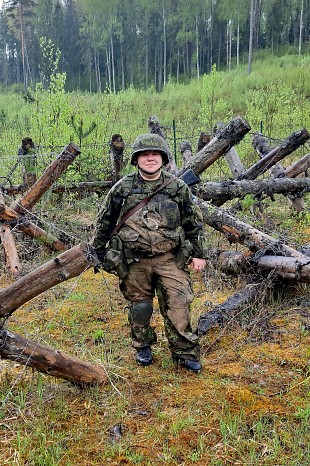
(154, 253, 200, 362)
(120, 258, 157, 350)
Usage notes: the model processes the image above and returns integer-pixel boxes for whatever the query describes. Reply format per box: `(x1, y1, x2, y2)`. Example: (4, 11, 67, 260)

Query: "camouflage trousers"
(119, 251, 200, 360)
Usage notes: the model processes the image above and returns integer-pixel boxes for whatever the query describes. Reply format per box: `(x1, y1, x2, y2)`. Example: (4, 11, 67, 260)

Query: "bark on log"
(198, 282, 267, 334)
(224, 147, 245, 178)
(0, 329, 107, 385)
(109, 134, 125, 183)
(0, 191, 22, 277)
(252, 132, 309, 211)
(284, 153, 310, 178)
(197, 198, 308, 259)
(180, 140, 193, 168)
(0, 223, 22, 278)
(240, 128, 310, 180)
(183, 116, 251, 176)
(256, 255, 310, 282)
(0, 201, 67, 251)
(0, 242, 96, 317)
(197, 177, 310, 202)
(13, 143, 81, 214)
(52, 180, 112, 194)
(210, 250, 310, 283)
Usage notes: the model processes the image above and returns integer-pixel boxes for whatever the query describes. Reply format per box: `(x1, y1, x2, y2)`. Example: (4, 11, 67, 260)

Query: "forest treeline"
(0, 0, 309, 93)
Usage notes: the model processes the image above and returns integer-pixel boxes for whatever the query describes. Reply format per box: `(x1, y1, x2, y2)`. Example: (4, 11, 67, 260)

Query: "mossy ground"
(1, 254, 309, 465)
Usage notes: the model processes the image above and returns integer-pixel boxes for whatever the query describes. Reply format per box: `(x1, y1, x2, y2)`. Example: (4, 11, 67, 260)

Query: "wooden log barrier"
(197, 177, 310, 203)
(0, 329, 107, 385)
(0, 199, 67, 251)
(198, 282, 267, 334)
(13, 142, 81, 214)
(197, 198, 308, 259)
(0, 242, 96, 317)
(240, 128, 310, 180)
(183, 116, 251, 176)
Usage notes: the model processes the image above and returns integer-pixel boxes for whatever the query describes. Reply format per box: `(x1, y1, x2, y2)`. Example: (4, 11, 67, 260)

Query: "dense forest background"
(0, 0, 309, 93)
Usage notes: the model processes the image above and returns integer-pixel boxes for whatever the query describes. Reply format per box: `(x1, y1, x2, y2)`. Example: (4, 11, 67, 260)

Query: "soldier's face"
(137, 150, 163, 174)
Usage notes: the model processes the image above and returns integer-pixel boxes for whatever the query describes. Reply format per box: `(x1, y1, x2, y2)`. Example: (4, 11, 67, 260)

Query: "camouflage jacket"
(93, 171, 208, 262)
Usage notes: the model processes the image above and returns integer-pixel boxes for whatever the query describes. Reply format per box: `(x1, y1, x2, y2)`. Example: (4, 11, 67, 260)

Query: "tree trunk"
(0, 191, 22, 277)
(13, 143, 81, 214)
(224, 147, 244, 178)
(197, 177, 310, 203)
(0, 223, 22, 278)
(198, 281, 267, 334)
(183, 116, 251, 176)
(0, 200, 68, 252)
(109, 134, 125, 183)
(284, 153, 310, 178)
(180, 141, 193, 168)
(211, 250, 310, 283)
(197, 198, 308, 259)
(0, 243, 96, 317)
(0, 329, 107, 385)
(240, 128, 310, 180)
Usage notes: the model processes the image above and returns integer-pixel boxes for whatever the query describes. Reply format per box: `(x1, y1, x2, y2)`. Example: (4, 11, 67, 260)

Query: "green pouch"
(175, 239, 193, 269)
(103, 248, 129, 279)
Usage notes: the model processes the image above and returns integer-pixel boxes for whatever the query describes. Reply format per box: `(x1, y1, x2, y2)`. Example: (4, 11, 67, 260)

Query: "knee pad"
(131, 301, 153, 326)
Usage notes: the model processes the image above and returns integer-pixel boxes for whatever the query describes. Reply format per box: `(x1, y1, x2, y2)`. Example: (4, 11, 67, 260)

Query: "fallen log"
(197, 198, 308, 259)
(198, 282, 267, 334)
(183, 116, 251, 176)
(52, 180, 112, 194)
(0, 201, 67, 251)
(0, 191, 22, 277)
(0, 242, 96, 317)
(0, 223, 22, 278)
(197, 177, 310, 202)
(13, 143, 81, 214)
(0, 329, 107, 385)
(240, 128, 310, 180)
(252, 132, 309, 211)
(283, 153, 310, 178)
(210, 250, 310, 283)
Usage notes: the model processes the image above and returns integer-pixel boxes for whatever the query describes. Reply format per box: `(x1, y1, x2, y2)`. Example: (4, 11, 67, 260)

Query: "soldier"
(93, 133, 207, 373)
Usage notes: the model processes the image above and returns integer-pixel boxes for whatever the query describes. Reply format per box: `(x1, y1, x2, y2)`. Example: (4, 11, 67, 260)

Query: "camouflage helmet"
(130, 133, 170, 166)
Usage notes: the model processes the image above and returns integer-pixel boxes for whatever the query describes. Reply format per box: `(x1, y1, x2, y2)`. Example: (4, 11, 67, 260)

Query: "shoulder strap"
(109, 176, 175, 240)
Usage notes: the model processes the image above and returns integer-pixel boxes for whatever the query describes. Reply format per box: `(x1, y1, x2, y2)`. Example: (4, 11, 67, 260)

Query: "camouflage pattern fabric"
(93, 170, 207, 359)
(121, 252, 200, 360)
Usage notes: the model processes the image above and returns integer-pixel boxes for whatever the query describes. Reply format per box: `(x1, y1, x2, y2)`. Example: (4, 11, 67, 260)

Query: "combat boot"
(135, 347, 153, 366)
(172, 356, 202, 373)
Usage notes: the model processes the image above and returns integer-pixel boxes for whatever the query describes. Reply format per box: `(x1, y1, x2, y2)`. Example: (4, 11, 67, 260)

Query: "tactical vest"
(114, 172, 184, 257)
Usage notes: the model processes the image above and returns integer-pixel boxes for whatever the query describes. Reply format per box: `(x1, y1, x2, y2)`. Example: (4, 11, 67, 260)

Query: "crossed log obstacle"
(1, 116, 309, 384)
(0, 143, 81, 277)
(0, 243, 107, 385)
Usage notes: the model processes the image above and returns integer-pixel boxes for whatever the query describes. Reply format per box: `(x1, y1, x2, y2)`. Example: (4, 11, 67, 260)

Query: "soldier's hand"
(188, 257, 206, 273)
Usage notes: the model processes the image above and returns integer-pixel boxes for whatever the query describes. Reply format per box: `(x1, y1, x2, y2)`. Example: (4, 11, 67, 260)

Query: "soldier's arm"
(92, 189, 123, 260)
(178, 183, 208, 259)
